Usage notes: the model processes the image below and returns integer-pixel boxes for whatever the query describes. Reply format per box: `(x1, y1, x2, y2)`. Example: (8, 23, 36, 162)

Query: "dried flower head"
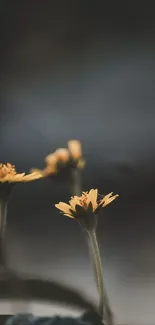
(55, 189, 119, 230)
(0, 163, 43, 183)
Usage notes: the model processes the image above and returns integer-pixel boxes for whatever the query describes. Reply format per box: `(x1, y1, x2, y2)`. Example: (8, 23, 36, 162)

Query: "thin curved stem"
(0, 199, 30, 313)
(87, 230, 114, 325)
(0, 199, 8, 269)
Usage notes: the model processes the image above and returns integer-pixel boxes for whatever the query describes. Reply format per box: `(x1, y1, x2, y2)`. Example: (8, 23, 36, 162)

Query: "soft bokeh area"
(0, 2, 155, 324)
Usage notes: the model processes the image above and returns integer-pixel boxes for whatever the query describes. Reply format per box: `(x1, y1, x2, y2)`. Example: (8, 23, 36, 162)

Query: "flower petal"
(69, 197, 82, 211)
(68, 140, 82, 160)
(87, 189, 98, 211)
(11, 173, 26, 181)
(22, 172, 43, 182)
(55, 202, 72, 214)
(30, 168, 43, 174)
(99, 192, 113, 206)
(102, 194, 119, 207)
(31, 165, 57, 177)
(55, 148, 70, 163)
(4, 173, 25, 182)
(64, 213, 74, 219)
(45, 153, 57, 165)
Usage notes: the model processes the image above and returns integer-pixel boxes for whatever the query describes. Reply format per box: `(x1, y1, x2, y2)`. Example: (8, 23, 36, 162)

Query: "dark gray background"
(0, 1, 155, 323)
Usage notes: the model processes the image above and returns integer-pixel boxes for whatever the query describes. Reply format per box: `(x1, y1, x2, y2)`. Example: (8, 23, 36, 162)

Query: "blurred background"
(0, 1, 155, 324)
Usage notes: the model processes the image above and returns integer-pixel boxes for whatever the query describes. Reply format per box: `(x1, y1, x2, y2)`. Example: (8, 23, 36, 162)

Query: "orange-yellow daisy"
(0, 163, 43, 183)
(55, 189, 119, 227)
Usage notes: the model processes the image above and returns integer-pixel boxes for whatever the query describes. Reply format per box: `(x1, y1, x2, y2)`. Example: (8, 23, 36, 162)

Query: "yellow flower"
(55, 189, 119, 222)
(31, 140, 85, 177)
(0, 163, 43, 183)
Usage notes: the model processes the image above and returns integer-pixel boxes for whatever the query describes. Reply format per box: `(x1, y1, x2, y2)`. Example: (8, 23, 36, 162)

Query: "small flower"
(31, 139, 85, 178)
(0, 163, 43, 183)
(0, 163, 43, 200)
(55, 189, 119, 230)
(0, 163, 43, 245)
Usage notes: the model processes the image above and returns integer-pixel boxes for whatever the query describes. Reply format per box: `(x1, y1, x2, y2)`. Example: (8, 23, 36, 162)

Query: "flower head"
(0, 163, 43, 183)
(0, 163, 43, 200)
(31, 139, 85, 178)
(55, 189, 119, 230)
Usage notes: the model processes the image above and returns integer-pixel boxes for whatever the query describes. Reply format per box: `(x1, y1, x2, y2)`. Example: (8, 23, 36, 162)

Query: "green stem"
(0, 199, 8, 269)
(70, 169, 82, 196)
(0, 198, 30, 313)
(87, 230, 114, 325)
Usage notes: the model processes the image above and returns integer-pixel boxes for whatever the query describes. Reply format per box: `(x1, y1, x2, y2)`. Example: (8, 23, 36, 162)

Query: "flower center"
(0, 163, 17, 178)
